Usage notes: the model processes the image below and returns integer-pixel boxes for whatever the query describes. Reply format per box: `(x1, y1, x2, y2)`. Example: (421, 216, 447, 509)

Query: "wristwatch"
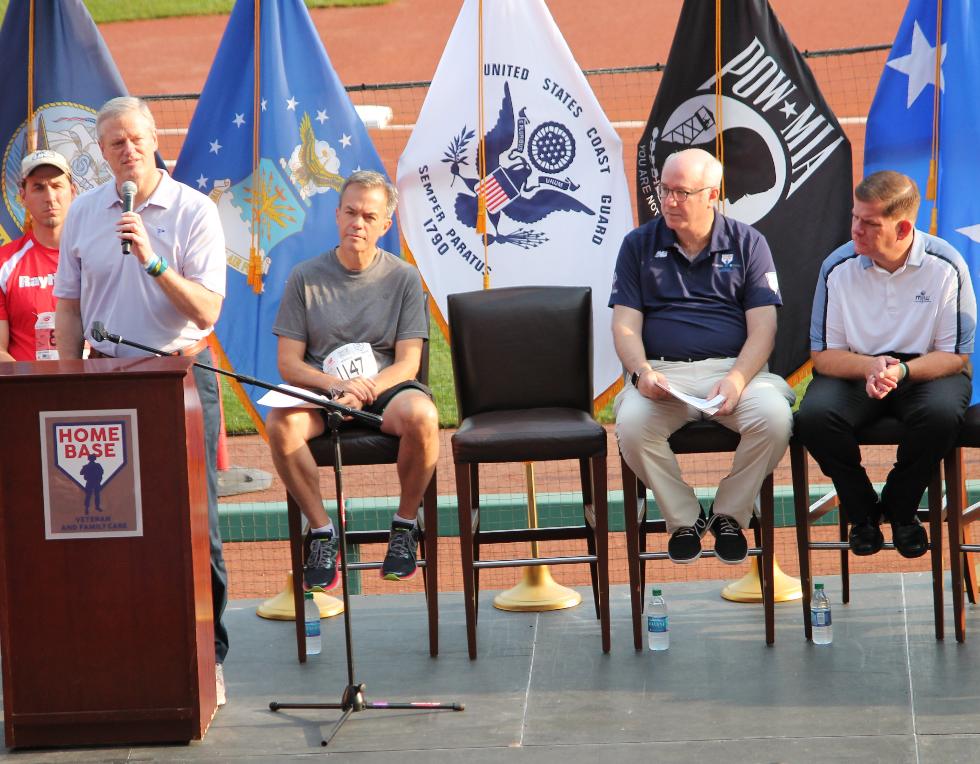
(630, 370, 644, 386)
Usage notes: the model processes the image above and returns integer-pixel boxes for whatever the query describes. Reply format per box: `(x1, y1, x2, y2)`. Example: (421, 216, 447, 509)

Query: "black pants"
(192, 350, 229, 664)
(795, 371, 971, 524)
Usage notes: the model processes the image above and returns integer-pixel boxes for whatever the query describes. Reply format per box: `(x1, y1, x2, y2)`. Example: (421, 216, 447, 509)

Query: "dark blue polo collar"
(652, 213, 734, 266)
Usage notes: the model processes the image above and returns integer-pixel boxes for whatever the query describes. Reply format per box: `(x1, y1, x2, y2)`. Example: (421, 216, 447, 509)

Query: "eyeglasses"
(656, 183, 713, 202)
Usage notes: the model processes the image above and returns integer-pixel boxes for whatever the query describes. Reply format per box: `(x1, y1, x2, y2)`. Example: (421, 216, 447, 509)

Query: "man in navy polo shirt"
(610, 148, 794, 564)
(796, 171, 975, 558)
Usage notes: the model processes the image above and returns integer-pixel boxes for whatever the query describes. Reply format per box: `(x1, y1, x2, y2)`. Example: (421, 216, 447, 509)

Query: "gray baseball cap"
(21, 149, 72, 182)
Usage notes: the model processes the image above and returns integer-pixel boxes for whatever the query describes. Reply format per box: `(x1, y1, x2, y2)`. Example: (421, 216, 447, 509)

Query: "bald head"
(662, 148, 723, 190)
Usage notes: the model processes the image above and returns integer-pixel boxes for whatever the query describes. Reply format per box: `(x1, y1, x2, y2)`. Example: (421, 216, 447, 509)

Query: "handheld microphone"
(121, 181, 137, 255)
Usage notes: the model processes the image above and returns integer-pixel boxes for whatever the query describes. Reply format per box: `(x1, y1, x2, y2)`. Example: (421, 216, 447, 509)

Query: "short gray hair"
(96, 96, 157, 140)
(663, 148, 723, 189)
(340, 170, 398, 219)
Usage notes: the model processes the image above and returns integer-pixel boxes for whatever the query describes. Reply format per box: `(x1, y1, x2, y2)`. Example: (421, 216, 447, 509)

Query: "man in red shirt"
(0, 150, 75, 361)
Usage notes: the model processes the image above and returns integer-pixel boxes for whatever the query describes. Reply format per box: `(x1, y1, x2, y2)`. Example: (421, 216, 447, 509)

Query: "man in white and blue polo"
(610, 148, 794, 565)
(796, 170, 976, 559)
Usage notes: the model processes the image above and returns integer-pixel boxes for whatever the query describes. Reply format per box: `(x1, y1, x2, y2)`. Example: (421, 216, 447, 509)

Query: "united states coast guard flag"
(636, 0, 852, 379)
(173, 0, 398, 412)
(397, 0, 631, 402)
(0, 0, 127, 244)
(864, 0, 980, 401)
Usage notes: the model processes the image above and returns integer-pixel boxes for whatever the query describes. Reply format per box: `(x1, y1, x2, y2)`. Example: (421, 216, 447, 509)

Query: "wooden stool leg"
(422, 473, 439, 657)
(762, 474, 775, 646)
(593, 455, 611, 654)
(791, 443, 814, 640)
(580, 458, 600, 620)
(286, 493, 308, 663)
(928, 465, 944, 640)
(621, 456, 644, 651)
(456, 462, 479, 659)
(965, 525, 979, 605)
(839, 504, 850, 604)
(946, 450, 966, 642)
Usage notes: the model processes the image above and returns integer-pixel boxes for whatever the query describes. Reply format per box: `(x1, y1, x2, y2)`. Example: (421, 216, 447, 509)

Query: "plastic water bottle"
(646, 587, 669, 651)
(810, 582, 832, 645)
(304, 591, 322, 655)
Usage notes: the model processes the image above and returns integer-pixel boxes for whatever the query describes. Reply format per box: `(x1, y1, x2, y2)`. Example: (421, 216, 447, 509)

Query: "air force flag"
(864, 0, 980, 401)
(173, 0, 398, 412)
(396, 0, 632, 403)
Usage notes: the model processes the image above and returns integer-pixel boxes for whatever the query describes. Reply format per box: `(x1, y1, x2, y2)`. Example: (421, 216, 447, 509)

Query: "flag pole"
(713, 0, 725, 213)
(469, 1, 577, 614)
(710, 0, 800, 605)
(26, 0, 36, 153)
(476, 0, 490, 289)
(926, 0, 943, 235)
(247, 0, 264, 292)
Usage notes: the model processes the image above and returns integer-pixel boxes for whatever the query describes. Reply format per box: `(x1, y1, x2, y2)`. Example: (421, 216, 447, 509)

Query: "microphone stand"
(91, 324, 463, 746)
(89, 323, 380, 427)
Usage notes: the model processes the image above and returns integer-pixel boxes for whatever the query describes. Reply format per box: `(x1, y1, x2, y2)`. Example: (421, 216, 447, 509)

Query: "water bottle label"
(305, 620, 321, 637)
(647, 615, 668, 633)
(810, 609, 831, 627)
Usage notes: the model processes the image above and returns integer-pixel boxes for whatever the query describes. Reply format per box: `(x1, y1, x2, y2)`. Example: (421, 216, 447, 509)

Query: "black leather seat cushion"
(308, 427, 399, 467)
(452, 408, 606, 463)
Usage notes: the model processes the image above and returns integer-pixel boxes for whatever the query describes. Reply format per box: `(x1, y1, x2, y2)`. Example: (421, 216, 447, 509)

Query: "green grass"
(0, 0, 388, 25)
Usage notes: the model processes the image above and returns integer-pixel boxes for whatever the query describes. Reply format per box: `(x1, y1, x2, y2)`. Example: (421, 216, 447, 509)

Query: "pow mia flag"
(636, 0, 852, 379)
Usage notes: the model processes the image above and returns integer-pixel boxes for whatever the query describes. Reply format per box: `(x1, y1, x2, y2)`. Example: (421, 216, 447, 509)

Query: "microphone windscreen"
(90, 322, 106, 343)
(121, 181, 137, 213)
(120, 181, 137, 255)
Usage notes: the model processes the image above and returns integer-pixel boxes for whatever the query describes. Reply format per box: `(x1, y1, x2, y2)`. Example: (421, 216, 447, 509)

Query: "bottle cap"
(651, 588, 662, 596)
(814, 583, 824, 590)
(305, 591, 314, 600)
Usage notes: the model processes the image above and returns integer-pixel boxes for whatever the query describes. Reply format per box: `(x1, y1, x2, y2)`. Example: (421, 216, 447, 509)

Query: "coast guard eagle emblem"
(443, 82, 594, 249)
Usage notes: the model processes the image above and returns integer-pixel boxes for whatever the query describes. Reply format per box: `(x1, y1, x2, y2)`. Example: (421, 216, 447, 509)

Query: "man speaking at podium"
(53, 97, 230, 704)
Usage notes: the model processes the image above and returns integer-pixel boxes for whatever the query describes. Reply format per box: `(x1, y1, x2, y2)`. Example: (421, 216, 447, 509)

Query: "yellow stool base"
(493, 565, 582, 611)
(256, 571, 344, 620)
(721, 558, 802, 603)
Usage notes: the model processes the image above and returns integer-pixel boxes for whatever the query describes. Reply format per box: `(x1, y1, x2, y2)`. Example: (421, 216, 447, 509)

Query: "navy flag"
(636, 0, 852, 379)
(0, 0, 127, 244)
(865, 0, 980, 401)
(173, 0, 398, 414)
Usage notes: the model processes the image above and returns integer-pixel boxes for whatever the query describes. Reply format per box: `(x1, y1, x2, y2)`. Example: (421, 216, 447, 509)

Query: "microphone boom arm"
(88, 323, 382, 428)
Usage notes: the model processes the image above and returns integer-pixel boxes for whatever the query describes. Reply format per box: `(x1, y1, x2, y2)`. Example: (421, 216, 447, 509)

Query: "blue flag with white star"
(173, 0, 398, 414)
(865, 0, 980, 400)
(0, 0, 127, 245)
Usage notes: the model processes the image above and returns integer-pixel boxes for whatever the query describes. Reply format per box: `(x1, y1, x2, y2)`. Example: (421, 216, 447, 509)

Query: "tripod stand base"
(270, 683, 464, 747)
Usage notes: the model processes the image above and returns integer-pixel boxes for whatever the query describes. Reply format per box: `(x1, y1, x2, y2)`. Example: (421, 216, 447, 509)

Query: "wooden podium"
(0, 357, 217, 748)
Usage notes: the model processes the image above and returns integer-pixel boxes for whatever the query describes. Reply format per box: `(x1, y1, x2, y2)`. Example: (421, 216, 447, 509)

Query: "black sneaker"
(667, 510, 709, 564)
(303, 531, 339, 591)
(710, 513, 748, 564)
(849, 517, 884, 556)
(381, 524, 419, 580)
(892, 518, 929, 559)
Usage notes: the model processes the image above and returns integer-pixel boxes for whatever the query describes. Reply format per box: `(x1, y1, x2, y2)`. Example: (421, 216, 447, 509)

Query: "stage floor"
(3, 573, 980, 762)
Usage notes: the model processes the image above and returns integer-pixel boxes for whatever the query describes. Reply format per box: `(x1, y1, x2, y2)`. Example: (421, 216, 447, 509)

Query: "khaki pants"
(615, 358, 794, 532)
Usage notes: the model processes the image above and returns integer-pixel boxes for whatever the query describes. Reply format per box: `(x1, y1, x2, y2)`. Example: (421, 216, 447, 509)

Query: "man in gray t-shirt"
(266, 171, 438, 590)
